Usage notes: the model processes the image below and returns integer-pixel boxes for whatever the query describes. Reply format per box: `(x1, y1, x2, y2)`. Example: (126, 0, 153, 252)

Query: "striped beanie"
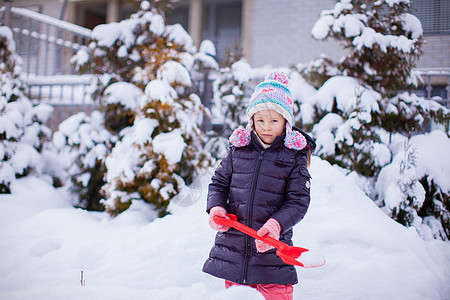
(246, 71, 294, 131)
(229, 71, 307, 150)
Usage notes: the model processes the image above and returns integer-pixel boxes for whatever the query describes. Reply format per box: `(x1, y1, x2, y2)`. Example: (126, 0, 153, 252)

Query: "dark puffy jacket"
(203, 128, 315, 285)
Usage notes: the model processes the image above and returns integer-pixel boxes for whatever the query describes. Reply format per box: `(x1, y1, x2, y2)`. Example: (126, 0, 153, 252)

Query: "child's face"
(253, 110, 286, 144)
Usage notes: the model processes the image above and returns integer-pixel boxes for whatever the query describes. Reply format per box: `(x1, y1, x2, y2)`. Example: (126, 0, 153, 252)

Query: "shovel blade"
(277, 247, 326, 268)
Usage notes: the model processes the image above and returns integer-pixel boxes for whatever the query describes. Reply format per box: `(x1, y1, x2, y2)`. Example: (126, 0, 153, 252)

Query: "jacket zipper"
(242, 150, 265, 284)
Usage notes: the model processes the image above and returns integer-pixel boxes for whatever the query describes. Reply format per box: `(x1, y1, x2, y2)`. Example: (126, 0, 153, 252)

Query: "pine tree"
(206, 51, 262, 167)
(70, 1, 215, 217)
(308, 76, 391, 177)
(306, 0, 447, 172)
(296, 55, 339, 89)
(211, 58, 253, 136)
(311, 0, 423, 97)
(307, 0, 450, 240)
(0, 26, 54, 193)
(377, 133, 450, 240)
(53, 110, 116, 211)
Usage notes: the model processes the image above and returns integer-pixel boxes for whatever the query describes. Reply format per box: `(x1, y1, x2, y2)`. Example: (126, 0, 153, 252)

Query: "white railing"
(415, 68, 450, 108)
(26, 74, 94, 104)
(1, 5, 93, 104)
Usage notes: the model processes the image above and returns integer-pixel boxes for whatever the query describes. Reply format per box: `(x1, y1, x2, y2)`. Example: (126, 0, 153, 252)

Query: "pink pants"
(225, 280, 293, 300)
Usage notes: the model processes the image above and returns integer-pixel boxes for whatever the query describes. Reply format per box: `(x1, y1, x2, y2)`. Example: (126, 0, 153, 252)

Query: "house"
(1, 0, 449, 103)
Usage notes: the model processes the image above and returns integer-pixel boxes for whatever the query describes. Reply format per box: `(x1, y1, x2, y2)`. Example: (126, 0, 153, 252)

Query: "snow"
(145, 13, 165, 36)
(104, 82, 142, 109)
(1, 156, 449, 300)
(231, 60, 253, 84)
(289, 71, 317, 105)
(2, 2, 449, 298)
(0, 26, 14, 50)
(374, 130, 450, 240)
(7, 143, 41, 174)
(305, 76, 380, 114)
(312, 0, 422, 54)
(132, 117, 158, 146)
(57, 112, 87, 137)
(157, 61, 192, 87)
(340, 14, 366, 38)
(312, 113, 343, 156)
(165, 24, 194, 51)
(152, 130, 187, 165)
(376, 130, 450, 209)
(399, 13, 423, 40)
(104, 129, 146, 183)
(0, 109, 22, 139)
(199, 40, 216, 57)
(353, 27, 415, 53)
(144, 79, 178, 104)
(90, 10, 166, 50)
(385, 0, 410, 7)
(140, 1, 151, 11)
(92, 20, 138, 48)
(311, 15, 334, 40)
(407, 131, 450, 191)
(28, 103, 53, 123)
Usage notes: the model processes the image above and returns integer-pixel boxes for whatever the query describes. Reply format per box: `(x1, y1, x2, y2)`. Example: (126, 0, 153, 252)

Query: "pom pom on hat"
(284, 130, 308, 150)
(229, 126, 251, 147)
(264, 71, 289, 85)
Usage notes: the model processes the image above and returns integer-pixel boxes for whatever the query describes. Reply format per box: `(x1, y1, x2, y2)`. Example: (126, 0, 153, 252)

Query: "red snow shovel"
(214, 214, 325, 268)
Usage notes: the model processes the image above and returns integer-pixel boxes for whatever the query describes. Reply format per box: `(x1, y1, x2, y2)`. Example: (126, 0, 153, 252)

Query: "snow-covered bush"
(303, 0, 450, 239)
(69, 1, 215, 217)
(100, 82, 142, 134)
(303, 0, 448, 176)
(0, 26, 54, 193)
(211, 59, 254, 135)
(311, 0, 423, 97)
(296, 55, 340, 89)
(377, 92, 449, 136)
(53, 110, 116, 211)
(300, 77, 447, 177)
(376, 131, 450, 240)
(302, 76, 392, 176)
(102, 79, 210, 216)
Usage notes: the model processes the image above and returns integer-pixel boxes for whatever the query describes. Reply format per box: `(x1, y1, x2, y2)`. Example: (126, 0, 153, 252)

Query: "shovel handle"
(214, 214, 288, 250)
(214, 214, 325, 268)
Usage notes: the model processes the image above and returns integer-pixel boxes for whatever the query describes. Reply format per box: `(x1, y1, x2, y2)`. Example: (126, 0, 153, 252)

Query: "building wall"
(416, 34, 450, 68)
(248, 0, 347, 67)
(3, 0, 448, 69)
(246, 0, 449, 69)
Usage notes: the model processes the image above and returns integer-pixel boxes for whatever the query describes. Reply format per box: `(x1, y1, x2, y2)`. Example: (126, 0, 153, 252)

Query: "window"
(166, 0, 242, 65)
(203, 0, 242, 65)
(412, 0, 450, 34)
(166, 5, 189, 31)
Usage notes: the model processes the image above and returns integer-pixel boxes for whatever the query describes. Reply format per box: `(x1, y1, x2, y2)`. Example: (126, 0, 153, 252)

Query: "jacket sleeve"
(206, 147, 234, 213)
(271, 152, 311, 233)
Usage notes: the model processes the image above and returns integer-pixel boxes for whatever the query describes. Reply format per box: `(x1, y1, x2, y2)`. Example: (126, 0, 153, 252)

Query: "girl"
(203, 71, 315, 300)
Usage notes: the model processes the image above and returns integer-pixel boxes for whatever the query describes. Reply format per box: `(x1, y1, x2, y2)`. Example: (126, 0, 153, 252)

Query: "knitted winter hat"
(247, 71, 294, 130)
(229, 71, 307, 150)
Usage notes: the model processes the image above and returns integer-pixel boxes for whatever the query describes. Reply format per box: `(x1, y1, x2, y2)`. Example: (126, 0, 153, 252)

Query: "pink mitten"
(208, 206, 230, 232)
(255, 218, 281, 253)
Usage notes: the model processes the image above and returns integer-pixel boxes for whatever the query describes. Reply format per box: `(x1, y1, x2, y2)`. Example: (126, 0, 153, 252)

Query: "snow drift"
(0, 156, 448, 300)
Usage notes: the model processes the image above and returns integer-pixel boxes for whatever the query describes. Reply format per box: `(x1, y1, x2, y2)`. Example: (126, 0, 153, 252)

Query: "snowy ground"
(0, 156, 449, 300)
